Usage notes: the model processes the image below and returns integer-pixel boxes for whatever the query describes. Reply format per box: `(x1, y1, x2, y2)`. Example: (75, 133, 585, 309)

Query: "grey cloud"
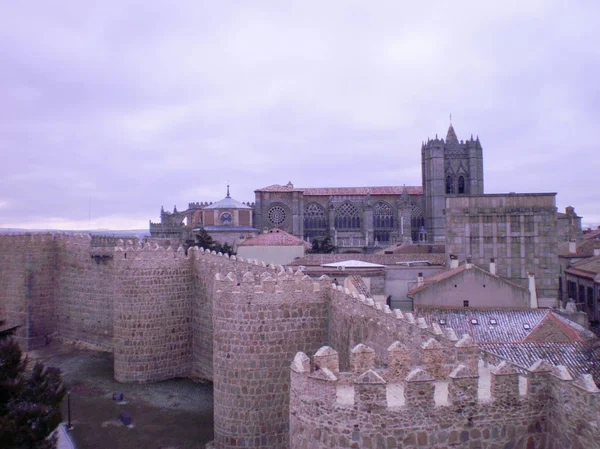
(1, 0, 599, 228)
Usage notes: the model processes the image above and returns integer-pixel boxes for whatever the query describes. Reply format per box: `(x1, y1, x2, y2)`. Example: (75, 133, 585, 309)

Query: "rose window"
(268, 206, 287, 226)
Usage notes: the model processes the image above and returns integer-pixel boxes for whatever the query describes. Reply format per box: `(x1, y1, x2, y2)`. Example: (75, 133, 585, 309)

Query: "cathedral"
(152, 123, 579, 307)
(151, 123, 483, 251)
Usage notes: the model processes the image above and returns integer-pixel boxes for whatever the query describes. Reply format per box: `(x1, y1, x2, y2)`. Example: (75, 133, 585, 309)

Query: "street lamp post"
(67, 387, 72, 431)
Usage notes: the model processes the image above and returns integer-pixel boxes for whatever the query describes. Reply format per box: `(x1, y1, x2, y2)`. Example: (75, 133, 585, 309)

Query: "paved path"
(55, 423, 76, 449)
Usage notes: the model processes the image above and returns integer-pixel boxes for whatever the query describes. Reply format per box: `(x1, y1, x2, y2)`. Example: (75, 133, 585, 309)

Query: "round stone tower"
(211, 271, 328, 449)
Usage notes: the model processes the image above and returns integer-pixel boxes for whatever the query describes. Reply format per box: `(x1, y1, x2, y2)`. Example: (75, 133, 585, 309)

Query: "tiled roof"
(254, 184, 304, 193)
(583, 227, 600, 240)
(565, 255, 600, 280)
(480, 342, 599, 380)
(415, 308, 599, 383)
(414, 308, 550, 343)
(288, 253, 446, 267)
(302, 186, 422, 196)
(237, 228, 310, 248)
(415, 308, 594, 342)
(408, 264, 528, 296)
(375, 243, 445, 255)
(254, 185, 423, 196)
(558, 240, 600, 257)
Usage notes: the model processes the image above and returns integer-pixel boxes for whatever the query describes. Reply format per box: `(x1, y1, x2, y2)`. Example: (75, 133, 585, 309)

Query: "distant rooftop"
(255, 183, 423, 196)
(237, 228, 309, 248)
(204, 185, 251, 210)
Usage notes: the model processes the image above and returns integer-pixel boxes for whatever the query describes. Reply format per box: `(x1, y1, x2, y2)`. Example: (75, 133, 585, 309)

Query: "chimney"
(417, 272, 424, 287)
(569, 239, 577, 254)
(449, 254, 459, 269)
(466, 256, 473, 269)
(528, 272, 538, 309)
(489, 258, 496, 275)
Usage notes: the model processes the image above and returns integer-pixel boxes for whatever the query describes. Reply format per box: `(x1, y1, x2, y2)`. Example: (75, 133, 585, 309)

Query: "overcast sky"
(1, 1, 598, 230)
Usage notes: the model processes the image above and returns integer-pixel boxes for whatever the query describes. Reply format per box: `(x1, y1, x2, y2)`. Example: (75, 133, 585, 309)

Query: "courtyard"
(29, 342, 214, 449)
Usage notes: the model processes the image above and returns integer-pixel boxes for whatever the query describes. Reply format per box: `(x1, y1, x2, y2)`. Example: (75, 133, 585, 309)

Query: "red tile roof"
(302, 186, 422, 196)
(558, 240, 600, 257)
(254, 184, 304, 192)
(375, 243, 445, 255)
(583, 227, 600, 240)
(255, 184, 423, 195)
(565, 255, 600, 280)
(237, 228, 310, 248)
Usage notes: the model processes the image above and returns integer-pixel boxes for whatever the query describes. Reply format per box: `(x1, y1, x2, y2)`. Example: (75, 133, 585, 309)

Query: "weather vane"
(449, 113, 452, 122)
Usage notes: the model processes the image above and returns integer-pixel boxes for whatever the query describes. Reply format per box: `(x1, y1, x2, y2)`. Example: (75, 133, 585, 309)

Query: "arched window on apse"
(334, 202, 361, 230)
(410, 203, 425, 243)
(373, 201, 394, 243)
(303, 203, 327, 239)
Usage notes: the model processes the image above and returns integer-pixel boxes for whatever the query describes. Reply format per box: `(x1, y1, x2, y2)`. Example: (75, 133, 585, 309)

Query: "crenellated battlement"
(1, 232, 598, 449)
(290, 345, 600, 449)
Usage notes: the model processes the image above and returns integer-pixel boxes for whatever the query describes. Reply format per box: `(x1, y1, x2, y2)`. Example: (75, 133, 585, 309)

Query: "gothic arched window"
(411, 203, 425, 243)
(446, 175, 455, 194)
(334, 202, 361, 230)
(304, 203, 327, 239)
(458, 176, 466, 194)
(373, 201, 394, 243)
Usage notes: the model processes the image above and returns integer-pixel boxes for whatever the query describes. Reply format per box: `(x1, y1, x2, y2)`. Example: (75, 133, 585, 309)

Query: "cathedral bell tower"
(421, 123, 484, 242)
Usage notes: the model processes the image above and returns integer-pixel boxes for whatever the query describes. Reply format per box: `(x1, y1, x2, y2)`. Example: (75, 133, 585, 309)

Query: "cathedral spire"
(446, 122, 458, 144)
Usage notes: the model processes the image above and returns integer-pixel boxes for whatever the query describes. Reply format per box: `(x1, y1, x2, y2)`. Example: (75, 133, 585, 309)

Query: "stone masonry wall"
(212, 270, 329, 449)
(112, 243, 195, 382)
(0, 234, 58, 350)
(57, 234, 115, 351)
(327, 284, 476, 375)
(290, 347, 600, 449)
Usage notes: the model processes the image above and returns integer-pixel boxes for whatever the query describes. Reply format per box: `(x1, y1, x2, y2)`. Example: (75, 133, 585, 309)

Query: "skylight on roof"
(523, 323, 531, 330)
(489, 319, 497, 325)
(471, 319, 479, 325)
(439, 319, 447, 325)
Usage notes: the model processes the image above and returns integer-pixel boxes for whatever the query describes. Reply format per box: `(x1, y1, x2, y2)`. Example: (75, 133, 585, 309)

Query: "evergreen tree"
(308, 237, 335, 254)
(0, 320, 65, 449)
(195, 227, 216, 251)
(214, 242, 235, 257)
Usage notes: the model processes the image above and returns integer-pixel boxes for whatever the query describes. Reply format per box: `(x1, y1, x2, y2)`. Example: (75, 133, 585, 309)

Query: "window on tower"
(458, 176, 465, 194)
(446, 175, 455, 194)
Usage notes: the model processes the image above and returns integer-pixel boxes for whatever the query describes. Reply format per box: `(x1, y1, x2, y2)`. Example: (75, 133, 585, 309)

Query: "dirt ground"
(29, 342, 214, 449)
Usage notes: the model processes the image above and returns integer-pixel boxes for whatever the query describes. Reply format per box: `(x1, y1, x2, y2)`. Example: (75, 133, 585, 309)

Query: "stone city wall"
(0, 233, 282, 382)
(328, 284, 477, 375)
(58, 234, 115, 351)
(211, 270, 330, 449)
(290, 346, 600, 449)
(0, 233, 59, 350)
